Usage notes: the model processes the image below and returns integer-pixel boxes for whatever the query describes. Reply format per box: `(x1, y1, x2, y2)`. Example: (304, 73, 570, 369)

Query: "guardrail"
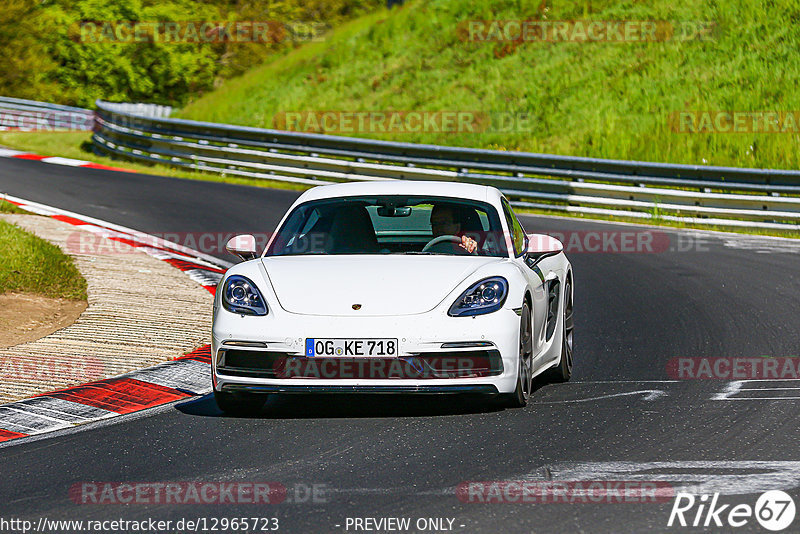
(0, 98, 172, 132)
(0, 97, 94, 131)
(15, 98, 791, 231)
(97, 102, 173, 119)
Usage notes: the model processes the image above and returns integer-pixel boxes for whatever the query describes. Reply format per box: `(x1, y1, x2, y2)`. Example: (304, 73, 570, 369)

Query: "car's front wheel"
(214, 390, 265, 416)
(502, 301, 533, 408)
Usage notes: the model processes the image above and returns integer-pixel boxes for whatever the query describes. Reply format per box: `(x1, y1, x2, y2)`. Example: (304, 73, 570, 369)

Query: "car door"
(500, 198, 548, 359)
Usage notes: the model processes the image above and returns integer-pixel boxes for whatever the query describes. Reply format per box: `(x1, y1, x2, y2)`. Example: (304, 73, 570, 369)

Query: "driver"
(429, 204, 478, 254)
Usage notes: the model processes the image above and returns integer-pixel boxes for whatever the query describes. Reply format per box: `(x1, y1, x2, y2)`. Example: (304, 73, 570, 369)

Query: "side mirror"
(525, 234, 564, 268)
(225, 234, 258, 261)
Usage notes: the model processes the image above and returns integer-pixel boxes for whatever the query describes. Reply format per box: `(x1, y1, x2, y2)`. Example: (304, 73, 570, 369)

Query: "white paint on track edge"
(0, 192, 233, 270)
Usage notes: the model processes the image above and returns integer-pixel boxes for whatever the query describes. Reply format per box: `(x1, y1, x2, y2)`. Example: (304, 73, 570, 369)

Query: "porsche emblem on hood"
(352, 304, 362, 310)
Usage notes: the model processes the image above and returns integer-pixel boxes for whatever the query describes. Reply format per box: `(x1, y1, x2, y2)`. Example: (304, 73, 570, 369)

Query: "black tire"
(547, 278, 573, 383)
(502, 301, 533, 408)
(214, 390, 265, 416)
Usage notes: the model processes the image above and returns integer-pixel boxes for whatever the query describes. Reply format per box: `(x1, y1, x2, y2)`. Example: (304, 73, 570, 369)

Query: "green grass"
(0, 219, 87, 300)
(178, 0, 800, 170)
(0, 132, 92, 162)
(0, 199, 29, 214)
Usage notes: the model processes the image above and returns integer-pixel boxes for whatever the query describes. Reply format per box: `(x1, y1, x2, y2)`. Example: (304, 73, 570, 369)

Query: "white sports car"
(212, 181, 573, 413)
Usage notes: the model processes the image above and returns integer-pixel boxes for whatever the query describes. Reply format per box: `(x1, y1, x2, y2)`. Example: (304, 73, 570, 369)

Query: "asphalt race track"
(1, 158, 800, 533)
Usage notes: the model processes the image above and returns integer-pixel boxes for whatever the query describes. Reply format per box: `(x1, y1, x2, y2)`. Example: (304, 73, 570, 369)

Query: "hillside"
(177, 0, 800, 169)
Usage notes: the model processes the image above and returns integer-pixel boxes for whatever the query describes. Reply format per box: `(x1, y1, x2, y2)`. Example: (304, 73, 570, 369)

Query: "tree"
(0, 0, 62, 102)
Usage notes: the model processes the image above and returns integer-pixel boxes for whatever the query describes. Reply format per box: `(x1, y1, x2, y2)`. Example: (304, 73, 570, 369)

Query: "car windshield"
(266, 195, 509, 257)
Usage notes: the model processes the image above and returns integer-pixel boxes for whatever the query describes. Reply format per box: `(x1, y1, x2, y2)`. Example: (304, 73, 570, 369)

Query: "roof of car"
(296, 180, 502, 204)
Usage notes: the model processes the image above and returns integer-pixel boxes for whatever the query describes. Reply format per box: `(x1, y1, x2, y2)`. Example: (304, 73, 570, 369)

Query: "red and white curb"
(0, 346, 212, 444)
(0, 194, 233, 445)
(0, 147, 134, 173)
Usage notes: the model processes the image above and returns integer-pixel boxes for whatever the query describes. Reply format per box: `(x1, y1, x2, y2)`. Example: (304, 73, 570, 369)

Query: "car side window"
(501, 199, 525, 257)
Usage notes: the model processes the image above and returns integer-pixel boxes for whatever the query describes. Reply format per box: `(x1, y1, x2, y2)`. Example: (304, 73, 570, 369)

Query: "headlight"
(221, 275, 268, 316)
(448, 277, 508, 317)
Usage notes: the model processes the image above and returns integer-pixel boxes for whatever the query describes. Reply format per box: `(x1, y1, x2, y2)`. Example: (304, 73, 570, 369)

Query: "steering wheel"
(422, 235, 473, 253)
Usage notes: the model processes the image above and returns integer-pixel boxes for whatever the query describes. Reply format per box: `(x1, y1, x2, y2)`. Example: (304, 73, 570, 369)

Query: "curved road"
(1, 158, 799, 533)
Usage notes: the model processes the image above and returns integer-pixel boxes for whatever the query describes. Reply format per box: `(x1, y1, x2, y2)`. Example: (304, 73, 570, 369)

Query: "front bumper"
(212, 307, 520, 394)
(220, 384, 500, 395)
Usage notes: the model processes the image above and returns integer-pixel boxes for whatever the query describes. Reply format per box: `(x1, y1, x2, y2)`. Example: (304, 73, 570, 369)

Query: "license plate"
(305, 338, 398, 357)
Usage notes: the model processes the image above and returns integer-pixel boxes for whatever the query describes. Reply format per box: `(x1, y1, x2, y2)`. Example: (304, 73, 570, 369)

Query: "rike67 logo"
(668, 491, 796, 531)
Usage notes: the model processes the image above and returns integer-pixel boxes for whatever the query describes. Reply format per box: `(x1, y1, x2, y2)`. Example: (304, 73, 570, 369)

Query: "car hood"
(262, 255, 503, 316)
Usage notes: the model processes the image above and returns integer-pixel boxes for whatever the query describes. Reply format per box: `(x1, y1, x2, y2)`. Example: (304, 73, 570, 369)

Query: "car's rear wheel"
(214, 390, 265, 416)
(502, 301, 533, 407)
(547, 278, 573, 382)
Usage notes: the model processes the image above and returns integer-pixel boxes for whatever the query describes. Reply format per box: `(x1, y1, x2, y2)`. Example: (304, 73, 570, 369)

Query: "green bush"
(0, 0, 381, 108)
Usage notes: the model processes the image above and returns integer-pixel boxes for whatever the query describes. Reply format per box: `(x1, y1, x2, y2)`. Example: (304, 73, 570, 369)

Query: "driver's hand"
(459, 235, 478, 253)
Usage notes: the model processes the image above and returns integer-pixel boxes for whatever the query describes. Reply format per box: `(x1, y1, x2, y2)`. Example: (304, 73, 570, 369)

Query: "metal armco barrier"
(18, 97, 800, 230)
(0, 97, 94, 131)
(98, 102, 173, 119)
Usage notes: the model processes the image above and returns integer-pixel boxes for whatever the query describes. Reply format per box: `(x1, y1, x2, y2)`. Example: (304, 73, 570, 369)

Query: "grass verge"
(0, 199, 30, 215)
(0, 217, 87, 300)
